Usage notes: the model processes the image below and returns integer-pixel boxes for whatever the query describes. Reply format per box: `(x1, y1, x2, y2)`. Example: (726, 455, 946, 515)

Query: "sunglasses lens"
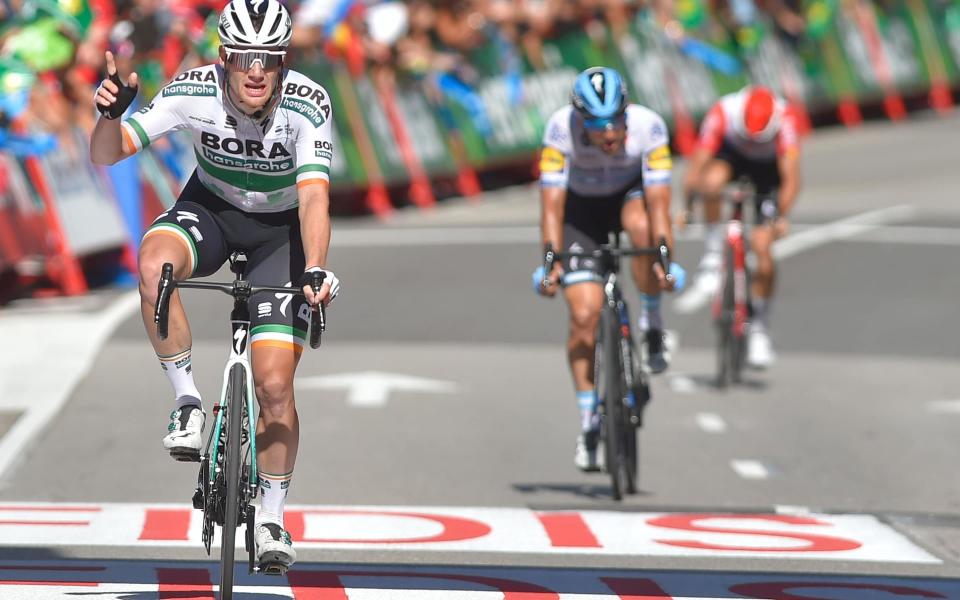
(584, 115, 625, 131)
(227, 51, 284, 70)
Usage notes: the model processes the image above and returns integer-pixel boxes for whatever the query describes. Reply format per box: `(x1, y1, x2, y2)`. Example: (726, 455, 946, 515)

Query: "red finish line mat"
(0, 502, 938, 562)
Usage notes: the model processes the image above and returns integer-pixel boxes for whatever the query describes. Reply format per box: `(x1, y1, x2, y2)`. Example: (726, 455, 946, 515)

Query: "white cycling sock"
(638, 293, 663, 331)
(577, 390, 597, 432)
(702, 223, 724, 269)
(158, 348, 202, 409)
(752, 297, 772, 331)
(258, 471, 291, 527)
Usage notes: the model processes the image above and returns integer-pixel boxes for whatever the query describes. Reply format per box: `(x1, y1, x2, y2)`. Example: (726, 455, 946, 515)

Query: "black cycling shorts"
(560, 181, 644, 286)
(144, 172, 310, 353)
(714, 141, 780, 225)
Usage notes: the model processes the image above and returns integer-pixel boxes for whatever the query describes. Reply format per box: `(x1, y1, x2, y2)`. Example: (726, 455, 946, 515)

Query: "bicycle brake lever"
(308, 271, 326, 349)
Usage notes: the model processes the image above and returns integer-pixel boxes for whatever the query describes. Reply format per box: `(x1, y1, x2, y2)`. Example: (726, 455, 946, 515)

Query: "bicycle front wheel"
(716, 244, 737, 389)
(219, 363, 246, 599)
(598, 305, 626, 501)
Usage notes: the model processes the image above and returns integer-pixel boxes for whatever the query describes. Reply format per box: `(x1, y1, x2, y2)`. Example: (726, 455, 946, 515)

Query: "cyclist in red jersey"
(680, 86, 801, 368)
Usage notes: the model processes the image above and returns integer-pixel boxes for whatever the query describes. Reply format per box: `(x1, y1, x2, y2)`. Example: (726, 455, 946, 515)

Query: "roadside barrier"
(4, 5, 960, 296)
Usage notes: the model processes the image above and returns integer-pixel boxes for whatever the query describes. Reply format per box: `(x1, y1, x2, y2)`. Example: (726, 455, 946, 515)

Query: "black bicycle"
(154, 252, 325, 599)
(543, 234, 671, 501)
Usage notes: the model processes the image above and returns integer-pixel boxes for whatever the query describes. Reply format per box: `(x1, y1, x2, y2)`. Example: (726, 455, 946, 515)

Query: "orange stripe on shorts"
(251, 340, 304, 355)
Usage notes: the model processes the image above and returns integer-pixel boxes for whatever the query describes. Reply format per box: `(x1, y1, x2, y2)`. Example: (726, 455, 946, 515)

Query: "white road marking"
(731, 460, 771, 480)
(329, 206, 959, 250)
(926, 400, 960, 414)
(696, 413, 728, 433)
(298, 371, 459, 407)
(776, 505, 813, 515)
(0, 291, 140, 483)
(669, 374, 698, 394)
(772, 204, 916, 260)
(673, 205, 917, 314)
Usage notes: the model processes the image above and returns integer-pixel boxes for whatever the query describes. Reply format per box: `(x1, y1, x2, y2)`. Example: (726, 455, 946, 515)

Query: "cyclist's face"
(220, 47, 282, 113)
(586, 125, 627, 155)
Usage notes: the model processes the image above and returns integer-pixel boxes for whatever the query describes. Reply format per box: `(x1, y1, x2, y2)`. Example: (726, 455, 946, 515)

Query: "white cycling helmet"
(218, 0, 293, 48)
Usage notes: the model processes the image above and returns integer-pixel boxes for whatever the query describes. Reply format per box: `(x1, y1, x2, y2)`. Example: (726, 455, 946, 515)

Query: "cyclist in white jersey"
(89, 0, 338, 572)
(536, 67, 682, 472)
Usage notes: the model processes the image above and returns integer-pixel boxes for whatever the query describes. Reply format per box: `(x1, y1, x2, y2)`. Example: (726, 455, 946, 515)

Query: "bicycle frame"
(204, 288, 258, 497)
(712, 195, 750, 338)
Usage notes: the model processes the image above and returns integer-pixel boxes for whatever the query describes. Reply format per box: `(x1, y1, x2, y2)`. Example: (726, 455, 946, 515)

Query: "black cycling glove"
(97, 71, 138, 120)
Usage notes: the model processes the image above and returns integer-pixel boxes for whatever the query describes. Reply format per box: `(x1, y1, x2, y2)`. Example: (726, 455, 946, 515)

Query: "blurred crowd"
(0, 0, 811, 154)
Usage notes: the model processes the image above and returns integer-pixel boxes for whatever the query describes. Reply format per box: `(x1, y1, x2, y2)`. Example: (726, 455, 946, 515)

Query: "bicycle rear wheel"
(599, 306, 627, 501)
(219, 363, 245, 599)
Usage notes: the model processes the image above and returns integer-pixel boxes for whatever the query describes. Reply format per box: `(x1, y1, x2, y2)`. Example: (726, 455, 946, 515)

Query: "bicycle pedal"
(170, 448, 200, 463)
(258, 560, 289, 576)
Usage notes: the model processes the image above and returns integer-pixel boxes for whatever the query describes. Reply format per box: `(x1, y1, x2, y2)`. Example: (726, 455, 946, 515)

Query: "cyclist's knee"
(623, 215, 650, 246)
(569, 302, 601, 333)
(139, 244, 190, 301)
(256, 374, 294, 416)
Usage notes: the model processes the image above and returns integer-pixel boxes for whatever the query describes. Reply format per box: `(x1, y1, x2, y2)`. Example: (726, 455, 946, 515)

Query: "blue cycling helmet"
(571, 67, 628, 128)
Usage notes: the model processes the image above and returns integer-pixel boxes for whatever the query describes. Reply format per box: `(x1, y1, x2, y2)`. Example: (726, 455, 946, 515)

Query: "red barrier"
(853, 2, 906, 121)
(376, 77, 437, 210)
(333, 66, 393, 218)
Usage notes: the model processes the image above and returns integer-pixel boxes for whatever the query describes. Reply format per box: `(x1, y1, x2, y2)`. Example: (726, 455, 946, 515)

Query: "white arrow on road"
(298, 371, 459, 407)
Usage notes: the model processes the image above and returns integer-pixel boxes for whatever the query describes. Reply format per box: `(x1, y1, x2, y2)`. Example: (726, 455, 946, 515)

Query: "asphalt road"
(0, 113, 958, 597)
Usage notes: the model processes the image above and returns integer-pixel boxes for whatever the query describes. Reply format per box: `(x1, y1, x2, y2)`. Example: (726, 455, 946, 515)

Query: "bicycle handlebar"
(154, 263, 327, 349)
(541, 236, 672, 290)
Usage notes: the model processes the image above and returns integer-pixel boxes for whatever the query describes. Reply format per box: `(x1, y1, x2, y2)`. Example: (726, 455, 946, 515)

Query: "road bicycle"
(154, 252, 325, 599)
(713, 180, 753, 388)
(543, 234, 671, 501)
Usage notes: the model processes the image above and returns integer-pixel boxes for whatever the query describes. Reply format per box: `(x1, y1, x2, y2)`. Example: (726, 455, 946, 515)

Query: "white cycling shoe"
(747, 327, 777, 369)
(574, 430, 601, 472)
(255, 522, 297, 574)
(162, 405, 204, 462)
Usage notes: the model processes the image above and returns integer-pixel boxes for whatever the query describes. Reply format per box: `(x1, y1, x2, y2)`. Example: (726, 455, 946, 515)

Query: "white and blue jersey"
(539, 104, 672, 197)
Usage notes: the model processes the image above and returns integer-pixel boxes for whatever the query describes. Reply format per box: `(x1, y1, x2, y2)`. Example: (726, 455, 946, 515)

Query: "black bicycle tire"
(716, 243, 736, 388)
(219, 363, 245, 599)
(600, 306, 625, 501)
(622, 326, 641, 494)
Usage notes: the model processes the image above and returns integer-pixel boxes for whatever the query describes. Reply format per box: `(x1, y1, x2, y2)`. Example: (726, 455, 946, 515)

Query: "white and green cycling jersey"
(121, 64, 333, 213)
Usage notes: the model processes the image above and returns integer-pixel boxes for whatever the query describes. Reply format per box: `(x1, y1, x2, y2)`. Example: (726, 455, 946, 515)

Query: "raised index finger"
(104, 50, 119, 78)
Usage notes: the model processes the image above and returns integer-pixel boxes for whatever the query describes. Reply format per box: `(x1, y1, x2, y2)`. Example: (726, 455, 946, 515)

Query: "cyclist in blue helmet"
(535, 66, 684, 472)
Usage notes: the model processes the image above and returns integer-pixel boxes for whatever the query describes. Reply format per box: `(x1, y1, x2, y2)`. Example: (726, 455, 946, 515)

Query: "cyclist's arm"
(90, 116, 135, 165)
(646, 183, 673, 251)
(298, 180, 331, 269)
(777, 149, 800, 218)
(683, 103, 723, 205)
(641, 115, 674, 252)
(775, 112, 802, 218)
(541, 184, 566, 252)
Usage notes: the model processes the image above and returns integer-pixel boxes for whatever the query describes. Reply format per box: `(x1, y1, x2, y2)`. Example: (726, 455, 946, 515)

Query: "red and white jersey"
(698, 89, 800, 162)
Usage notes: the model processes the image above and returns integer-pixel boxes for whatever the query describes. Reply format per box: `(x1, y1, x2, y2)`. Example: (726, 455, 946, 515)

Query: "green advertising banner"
(296, 6, 959, 199)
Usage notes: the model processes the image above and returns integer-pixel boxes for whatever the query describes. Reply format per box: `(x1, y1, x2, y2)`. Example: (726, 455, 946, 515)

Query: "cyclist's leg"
(559, 197, 609, 470)
(622, 193, 670, 373)
(140, 175, 228, 454)
(747, 164, 781, 367)
(243, 211, 305, 564)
